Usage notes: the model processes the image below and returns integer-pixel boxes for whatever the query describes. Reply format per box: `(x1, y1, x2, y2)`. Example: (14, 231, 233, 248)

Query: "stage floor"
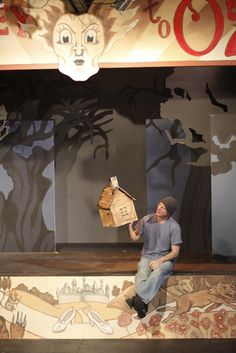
(0, 338, 235, 353)
(0, 244, 235, 276)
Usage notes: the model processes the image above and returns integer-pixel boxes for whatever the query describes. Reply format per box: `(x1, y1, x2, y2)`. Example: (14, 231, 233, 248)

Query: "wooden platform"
(0, 244, 235, 276)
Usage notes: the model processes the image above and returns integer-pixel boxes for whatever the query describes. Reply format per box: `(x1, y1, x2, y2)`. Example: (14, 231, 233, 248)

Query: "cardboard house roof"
(98, 186, 136, 210)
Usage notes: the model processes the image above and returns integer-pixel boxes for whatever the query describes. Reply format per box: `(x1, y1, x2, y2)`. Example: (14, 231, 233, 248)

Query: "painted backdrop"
(0, 66, 236, 255)
(0, 0, 236, 81)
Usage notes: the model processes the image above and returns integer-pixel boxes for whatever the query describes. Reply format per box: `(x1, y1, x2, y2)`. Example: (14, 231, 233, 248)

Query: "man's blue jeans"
(135, 257, 173, 304)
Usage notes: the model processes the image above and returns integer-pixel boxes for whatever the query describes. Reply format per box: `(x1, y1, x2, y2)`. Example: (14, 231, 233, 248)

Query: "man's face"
(52, 13, 105, 81)
(156, 202, 168, 218)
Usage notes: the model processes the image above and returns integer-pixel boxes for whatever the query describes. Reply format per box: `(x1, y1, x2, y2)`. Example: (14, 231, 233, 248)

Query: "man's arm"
(128, 222, 140, 241)
(149, 244, 180, 269)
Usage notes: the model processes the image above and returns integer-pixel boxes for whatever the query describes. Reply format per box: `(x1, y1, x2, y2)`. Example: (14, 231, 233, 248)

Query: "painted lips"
(74, 59, 85, 65)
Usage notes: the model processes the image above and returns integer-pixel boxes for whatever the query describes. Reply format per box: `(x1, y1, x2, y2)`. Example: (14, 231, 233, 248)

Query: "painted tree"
(0, 72, 112, 251)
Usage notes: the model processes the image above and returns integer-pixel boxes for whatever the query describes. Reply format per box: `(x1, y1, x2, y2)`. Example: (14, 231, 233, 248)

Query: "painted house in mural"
(97, 176, 138, 227)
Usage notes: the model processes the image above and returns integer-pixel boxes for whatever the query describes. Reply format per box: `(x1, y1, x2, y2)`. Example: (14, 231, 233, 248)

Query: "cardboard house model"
(97, 176, 138, 227)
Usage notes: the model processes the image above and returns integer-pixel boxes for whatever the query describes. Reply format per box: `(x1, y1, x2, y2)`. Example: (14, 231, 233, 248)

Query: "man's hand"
(128, 222, 133, 230)
(128, 222, 140, 241)
(149, 258, 163, 270)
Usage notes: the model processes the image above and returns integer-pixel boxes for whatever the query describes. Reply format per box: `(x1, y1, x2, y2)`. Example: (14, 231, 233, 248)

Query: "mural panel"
(0, 0, 236, 81)
(0, 274, 235, 339)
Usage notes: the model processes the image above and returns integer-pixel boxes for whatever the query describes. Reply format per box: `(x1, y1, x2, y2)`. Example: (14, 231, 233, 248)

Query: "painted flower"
(214, 322, 229, 333)
(210, 329, 222, 338)
(117, 312, 132, 328)
(164, 320, 178, 332)
(214, 309, 227, 323)
(200, 317, 212, 330)
(176, 322, 189, 335)
(191, 310, 201, 319)
(152, 329, 165, 338)
(149, 313, 162, 327)
(136, 323, 148, 336)
(190, 319, 200, 328)
(227, 316, 236, 326)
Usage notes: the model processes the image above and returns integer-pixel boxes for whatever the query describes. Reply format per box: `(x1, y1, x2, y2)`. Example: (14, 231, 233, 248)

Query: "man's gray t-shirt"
(135, 214, 182, 260)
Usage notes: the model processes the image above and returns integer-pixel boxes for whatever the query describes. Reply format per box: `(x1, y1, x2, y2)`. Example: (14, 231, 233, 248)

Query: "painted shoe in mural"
(87, 309, 113, 334)
(52, 307, 76, 333)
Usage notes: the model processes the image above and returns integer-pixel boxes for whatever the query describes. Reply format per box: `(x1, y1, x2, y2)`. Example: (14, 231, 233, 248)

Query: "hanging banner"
(0, 0, 236, 81)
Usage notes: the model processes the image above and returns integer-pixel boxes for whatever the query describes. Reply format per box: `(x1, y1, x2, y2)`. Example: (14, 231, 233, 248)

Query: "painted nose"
(72, 43, 85, 56)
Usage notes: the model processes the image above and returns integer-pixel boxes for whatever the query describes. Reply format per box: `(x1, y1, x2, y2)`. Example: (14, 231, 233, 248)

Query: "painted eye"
(59, 29, 72, 44)
(85, 29, 97, 43)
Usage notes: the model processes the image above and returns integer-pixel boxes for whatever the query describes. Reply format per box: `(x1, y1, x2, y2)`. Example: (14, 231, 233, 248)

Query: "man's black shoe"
(133, 294, 148, 319)
(125, 297, 134, 309)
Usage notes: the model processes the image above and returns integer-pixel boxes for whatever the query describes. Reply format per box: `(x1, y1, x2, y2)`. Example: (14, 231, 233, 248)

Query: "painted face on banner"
(52, 13, 105, 81)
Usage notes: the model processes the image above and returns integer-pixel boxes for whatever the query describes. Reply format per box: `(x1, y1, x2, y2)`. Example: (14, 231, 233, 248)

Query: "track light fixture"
(63, 0, 135, 15)
(0, 0, 135, 12)
(113, 0, 135, 12)
(64, 0, 94, 14)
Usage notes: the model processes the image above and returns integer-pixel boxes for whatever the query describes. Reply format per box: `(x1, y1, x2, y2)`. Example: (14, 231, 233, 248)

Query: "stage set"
(0, 246, 235, 352)
(0, 0, 236, 352)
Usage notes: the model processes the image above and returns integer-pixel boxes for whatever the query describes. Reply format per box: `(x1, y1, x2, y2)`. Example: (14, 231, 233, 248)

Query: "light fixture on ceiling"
(113, 0, 135, 12)
(64, 0, 94, 14)
(63, 0, 135, 15)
